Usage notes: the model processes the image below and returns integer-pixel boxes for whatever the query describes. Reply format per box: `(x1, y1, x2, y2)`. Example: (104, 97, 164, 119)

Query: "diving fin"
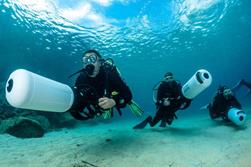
(102, 108, 113, 119)
(133, 116, 151, 129)
(128, 100, 144, 117)
(159, 119, 166, 128)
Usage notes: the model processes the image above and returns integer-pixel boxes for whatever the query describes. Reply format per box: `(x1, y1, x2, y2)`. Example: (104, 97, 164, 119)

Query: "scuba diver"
(69, 49, 143, 121)
(206, 85, 243, 122)
(232, 79, 251, 96)
(133, 72, 192, 129)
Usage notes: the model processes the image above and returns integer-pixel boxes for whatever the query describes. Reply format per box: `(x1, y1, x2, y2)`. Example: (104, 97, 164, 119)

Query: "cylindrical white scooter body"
(227, 108, 247, 126)
(5, 69, 74, 112)
(182, 69, 212, 99)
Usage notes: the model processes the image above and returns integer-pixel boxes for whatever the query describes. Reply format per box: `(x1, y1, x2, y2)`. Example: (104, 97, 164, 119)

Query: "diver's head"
(223, 88, 233, 99)
(82, 49, 103, 77)
(218, 85, 233, 99)
(164, 72, 173, 80)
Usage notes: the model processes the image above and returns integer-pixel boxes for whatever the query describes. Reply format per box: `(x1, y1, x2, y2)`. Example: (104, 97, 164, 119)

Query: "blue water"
(0, 0, 251, 117)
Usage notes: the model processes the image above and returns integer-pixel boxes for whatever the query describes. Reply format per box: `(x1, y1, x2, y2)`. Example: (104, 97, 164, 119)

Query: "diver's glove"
(98, 97, 116, 109)
(128, 100, 144, 117)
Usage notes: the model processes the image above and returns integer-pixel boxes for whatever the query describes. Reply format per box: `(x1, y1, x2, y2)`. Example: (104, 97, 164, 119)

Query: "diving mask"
(223, 88, 233, 99)
(83, 54, 98, 65)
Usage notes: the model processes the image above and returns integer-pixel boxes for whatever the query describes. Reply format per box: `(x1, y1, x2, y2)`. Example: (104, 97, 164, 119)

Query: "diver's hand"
(200, 104, 209, 110)
(98, 97, 116, 109)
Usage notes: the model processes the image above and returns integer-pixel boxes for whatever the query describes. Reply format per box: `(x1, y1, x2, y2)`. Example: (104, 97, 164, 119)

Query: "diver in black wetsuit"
(207, 85, 242, 121)
(133, 72, 191, 129)
(69, 50, 133, 120)
(232, 79, 251, 96)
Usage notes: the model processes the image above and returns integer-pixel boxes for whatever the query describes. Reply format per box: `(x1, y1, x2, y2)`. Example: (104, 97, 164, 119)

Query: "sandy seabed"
(0, 110, 250, 167)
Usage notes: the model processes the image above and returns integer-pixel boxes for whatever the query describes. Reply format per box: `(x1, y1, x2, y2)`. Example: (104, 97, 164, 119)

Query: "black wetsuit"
(156, 79, 191, 126)
(70, 65, 132, 120)
(133, 79, 191, 129)
(208, 87, 242, 121)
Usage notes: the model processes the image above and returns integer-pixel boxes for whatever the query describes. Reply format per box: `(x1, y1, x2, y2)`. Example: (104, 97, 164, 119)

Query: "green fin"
(102, 109, 112, 119)
(128, 100, 144, 117)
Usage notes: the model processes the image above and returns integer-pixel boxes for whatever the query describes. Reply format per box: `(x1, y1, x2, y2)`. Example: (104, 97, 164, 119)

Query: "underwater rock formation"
(0, 116, 45, 138)
(0, 82, 77, 138)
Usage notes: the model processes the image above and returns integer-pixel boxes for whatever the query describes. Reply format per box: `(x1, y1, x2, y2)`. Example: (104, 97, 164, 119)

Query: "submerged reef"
(0, 82, 77, 138)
